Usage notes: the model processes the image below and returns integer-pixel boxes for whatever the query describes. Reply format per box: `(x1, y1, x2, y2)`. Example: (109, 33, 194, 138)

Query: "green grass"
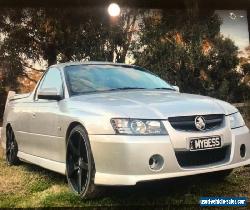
(0, 146, 249, 208)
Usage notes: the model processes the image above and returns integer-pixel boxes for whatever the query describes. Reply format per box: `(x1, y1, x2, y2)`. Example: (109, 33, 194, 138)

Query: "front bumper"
(89, 124, 250, 186)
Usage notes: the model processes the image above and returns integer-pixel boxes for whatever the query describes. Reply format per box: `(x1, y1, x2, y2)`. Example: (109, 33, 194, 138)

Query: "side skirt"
(18, 151, 66, 175)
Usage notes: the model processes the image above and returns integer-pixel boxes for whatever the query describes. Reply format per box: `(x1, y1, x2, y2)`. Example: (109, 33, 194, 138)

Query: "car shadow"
(103, 173, 225, 199)
(19, 160, 67, 183)
(18, 160, 232, 202)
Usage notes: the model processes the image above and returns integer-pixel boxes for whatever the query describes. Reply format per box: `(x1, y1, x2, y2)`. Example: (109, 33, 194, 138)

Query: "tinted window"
(40, 68, 63, 91)
(65, 65, 174, 95)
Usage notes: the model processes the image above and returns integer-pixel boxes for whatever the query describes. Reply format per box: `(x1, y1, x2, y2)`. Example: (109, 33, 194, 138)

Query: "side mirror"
(37, 88, 62, 101)
(172, 85, 180, 92)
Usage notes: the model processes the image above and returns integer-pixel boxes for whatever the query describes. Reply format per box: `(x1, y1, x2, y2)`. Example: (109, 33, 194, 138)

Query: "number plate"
(189, 136, 221, 151)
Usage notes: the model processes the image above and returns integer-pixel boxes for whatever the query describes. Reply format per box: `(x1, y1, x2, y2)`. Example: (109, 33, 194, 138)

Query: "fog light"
(240, 144, 246, 158)
(149, 154, 164, 171)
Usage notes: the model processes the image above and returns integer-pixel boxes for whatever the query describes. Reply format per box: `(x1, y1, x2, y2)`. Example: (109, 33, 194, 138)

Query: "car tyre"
(66, 125, 102, 199)
(6, 126, 20, 165)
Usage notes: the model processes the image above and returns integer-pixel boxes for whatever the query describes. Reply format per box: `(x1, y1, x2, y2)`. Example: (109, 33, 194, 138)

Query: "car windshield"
(64, 64, 174, 95)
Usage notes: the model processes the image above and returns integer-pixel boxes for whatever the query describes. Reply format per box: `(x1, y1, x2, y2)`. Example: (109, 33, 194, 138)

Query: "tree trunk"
(46, 43, 57, 66)
(247, 9, 250, 45)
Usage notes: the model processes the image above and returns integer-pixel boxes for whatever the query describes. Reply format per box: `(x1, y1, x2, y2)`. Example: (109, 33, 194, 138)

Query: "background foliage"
(134, 9, 249, 102)
(0, 7, 250, 119)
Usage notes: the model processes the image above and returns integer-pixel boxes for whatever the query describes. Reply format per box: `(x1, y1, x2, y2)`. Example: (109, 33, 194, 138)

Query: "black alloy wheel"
(6, 127, 20, 165)
(66, 125, 101, 199)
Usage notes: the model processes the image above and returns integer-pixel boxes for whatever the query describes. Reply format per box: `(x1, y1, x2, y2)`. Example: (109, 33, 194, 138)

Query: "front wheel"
(66, 125, 102, 199)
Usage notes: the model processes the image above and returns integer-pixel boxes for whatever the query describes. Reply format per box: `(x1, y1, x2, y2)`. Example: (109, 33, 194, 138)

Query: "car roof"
(50, 61, 136, 69)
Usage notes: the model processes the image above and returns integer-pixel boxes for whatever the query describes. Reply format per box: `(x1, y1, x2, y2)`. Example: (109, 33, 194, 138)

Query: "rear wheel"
(66, 125, 102, 199)
(6, 127, 20, 165)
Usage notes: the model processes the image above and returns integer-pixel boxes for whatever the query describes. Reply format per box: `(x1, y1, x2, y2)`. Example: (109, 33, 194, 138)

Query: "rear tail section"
(4, 91, 16, 112)
(1, 91, 16, 150)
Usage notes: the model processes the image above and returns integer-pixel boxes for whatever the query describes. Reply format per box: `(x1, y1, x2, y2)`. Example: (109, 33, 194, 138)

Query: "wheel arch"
(6, 123, 12, 139)
(65, 121, 88, 144)
(4, 123, 12, 148)
(65, 121, 96, 168)
(6, 123, 12, 131)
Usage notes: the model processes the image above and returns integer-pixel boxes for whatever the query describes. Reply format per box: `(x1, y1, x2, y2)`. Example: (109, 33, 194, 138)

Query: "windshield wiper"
(107, 87, 147, 91)
(74, 87, 174, 95)
(73, 88, 146, 95)
(154, 87, 175, 91)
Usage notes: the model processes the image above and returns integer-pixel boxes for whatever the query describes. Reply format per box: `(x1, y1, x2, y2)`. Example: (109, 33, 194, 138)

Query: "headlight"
(229, 112, 245, 129)
(111, 118, 168, 135)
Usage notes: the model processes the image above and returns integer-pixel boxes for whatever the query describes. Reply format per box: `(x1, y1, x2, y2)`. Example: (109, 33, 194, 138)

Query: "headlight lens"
(111, 118, 168, 135)
(229, 112, 245, 129)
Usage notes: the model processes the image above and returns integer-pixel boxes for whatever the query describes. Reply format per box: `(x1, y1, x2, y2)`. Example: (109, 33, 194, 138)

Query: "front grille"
(175, 145, 230, 167)
(168, 114, 224, 131)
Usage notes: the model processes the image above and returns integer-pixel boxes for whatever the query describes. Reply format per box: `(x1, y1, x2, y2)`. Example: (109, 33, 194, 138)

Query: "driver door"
(28, 68, 65, 162)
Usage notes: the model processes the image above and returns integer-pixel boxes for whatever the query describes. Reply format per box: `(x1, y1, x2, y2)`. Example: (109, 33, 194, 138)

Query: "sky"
(216, 10, 249, 52)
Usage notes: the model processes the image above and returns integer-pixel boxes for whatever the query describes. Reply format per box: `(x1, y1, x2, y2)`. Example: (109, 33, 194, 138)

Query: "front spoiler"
(94, 158, 250, 185)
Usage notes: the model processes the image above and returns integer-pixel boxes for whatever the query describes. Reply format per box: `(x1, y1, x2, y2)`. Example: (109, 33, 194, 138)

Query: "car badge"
(195, 116, 206, 131)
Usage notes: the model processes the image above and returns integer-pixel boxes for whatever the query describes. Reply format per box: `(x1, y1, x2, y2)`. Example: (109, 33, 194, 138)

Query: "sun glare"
(108, 3, 120, 17)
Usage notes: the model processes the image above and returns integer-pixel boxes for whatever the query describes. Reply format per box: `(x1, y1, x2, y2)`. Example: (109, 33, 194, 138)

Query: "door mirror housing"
(37, 88, 62, 100)
(172, 85, 180, 92)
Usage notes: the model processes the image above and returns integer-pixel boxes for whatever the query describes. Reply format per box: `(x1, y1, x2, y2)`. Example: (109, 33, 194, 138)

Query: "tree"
(0, 7, 139, 119)
(0, 7, 138, 90)
(0, 6, 248, 108)
(133, 9, 243, 102)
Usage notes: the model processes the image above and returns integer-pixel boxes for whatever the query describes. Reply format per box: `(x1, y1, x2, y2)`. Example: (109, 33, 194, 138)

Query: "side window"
(40, 68, 63, 92)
